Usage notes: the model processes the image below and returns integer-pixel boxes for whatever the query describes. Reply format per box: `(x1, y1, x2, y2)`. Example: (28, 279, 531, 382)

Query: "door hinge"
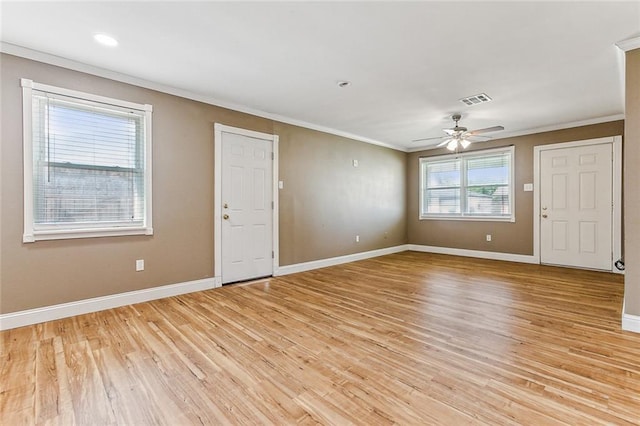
(272, 251, 274, 259)
(271, 201, 274, 209)
(271, 152, 274, 160)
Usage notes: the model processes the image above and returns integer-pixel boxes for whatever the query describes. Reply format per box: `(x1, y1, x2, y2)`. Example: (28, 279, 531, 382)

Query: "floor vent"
(460, 93, 492, 106)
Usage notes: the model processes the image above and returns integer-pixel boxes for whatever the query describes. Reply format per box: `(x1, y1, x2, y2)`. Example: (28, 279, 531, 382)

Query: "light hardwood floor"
(1, 251, 639, 425)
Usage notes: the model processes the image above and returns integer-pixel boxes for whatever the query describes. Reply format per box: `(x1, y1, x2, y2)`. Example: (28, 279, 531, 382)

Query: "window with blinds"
(22, 79, 153, 242)
(419, 146, 514, 221)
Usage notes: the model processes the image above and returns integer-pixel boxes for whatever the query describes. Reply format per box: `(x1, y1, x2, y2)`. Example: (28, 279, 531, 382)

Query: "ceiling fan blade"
(463, 134, 492, 140)
(412, 135, 446, 142)
(443, 128, 456, 136)
(466, 125, 504, 136)
(436, 138, 452, 147)
(463, 136, 494, 144)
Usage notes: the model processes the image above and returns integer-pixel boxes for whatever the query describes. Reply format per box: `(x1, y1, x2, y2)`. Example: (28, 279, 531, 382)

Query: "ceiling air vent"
(460, 93, 492, 106)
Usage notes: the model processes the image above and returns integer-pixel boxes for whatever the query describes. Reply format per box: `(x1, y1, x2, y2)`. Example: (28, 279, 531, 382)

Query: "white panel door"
(540, 143, 612, 270)
(221, 132, 273, 284)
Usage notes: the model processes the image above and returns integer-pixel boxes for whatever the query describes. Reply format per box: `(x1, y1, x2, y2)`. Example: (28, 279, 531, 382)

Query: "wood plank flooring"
(1, 251, 639, 425)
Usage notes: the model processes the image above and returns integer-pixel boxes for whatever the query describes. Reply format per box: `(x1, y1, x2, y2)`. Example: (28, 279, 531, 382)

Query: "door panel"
(579, 221, 597, 253)
(221, 132, 273, 283)
(551, 173, 567, 209)
(540, 144, 612, 270)
(551, 221, 568, 251)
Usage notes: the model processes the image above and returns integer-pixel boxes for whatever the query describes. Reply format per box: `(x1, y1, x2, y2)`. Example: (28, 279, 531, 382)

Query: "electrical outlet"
(136, 259, 144, 271)
(486, 234, 492, 242)
(353, 159, 359, 167)
(355, 235, 360, 243)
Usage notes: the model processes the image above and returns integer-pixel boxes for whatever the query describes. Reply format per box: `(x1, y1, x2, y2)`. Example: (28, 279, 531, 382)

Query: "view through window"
(420, 146, 514, 221)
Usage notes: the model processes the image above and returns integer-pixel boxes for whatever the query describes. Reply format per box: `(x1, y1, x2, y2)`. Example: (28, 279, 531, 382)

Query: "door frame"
(213, 123, 280, 284)
(533, 135, 622, 273)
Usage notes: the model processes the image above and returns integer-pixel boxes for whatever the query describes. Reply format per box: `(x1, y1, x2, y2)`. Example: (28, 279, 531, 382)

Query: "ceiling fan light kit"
(413, 114, 504, 151)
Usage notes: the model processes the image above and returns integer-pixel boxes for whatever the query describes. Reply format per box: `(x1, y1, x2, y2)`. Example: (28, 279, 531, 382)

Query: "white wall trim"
(622, 312, 640, 333)
(533, 136, 623, 273)
(1, 42, 401, 152)
(272, 136, 281, 276)
(0, 276, 221, 331)
(408, 244, 537, 264)
(276, 244, 539, 277)
(214, 124, 279, 283)
(622, 300, 640, 333)
(275, 245, 409, 276)
(489, 115, 625, 142)
(616, 36, 640, 52)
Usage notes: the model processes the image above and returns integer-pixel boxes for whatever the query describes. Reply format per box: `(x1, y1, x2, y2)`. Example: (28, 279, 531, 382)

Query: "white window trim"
(21, 78, 153, 242)
(419, 145, 515, 222)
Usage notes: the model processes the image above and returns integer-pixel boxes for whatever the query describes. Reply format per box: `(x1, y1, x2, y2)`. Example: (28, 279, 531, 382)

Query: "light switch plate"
(524, 183, 533, 192)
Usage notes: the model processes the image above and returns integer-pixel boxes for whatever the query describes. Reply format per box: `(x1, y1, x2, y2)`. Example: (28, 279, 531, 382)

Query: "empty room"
(1, 1, 640, 424)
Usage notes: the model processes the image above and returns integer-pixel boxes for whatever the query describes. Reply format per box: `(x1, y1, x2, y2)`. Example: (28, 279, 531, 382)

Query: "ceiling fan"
(413, 114, 504, 151)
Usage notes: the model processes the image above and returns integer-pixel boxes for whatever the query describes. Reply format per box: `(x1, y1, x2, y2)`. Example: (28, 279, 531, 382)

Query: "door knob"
(542, 214, 548, 218)
(223, 214, 229, 220)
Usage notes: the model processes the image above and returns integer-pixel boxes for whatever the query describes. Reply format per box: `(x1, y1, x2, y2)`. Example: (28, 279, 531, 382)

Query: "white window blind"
(22, 79, 153, 242)
(420, 146, 514, 221)
(424, 159, 461, 214)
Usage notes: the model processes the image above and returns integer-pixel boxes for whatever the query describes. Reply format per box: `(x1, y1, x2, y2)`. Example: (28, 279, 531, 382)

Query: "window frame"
(419, 145, 515, 222)
(21, 78, 153, 242)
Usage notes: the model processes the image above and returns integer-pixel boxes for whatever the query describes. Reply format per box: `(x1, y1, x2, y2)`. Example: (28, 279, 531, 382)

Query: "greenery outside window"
(21, 79, 153, 242)
(419, 146, 514, 221)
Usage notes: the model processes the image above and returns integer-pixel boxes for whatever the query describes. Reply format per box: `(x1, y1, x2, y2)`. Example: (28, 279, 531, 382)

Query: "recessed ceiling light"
(93, 33, 118, 47)
(337, 81, 351, 88)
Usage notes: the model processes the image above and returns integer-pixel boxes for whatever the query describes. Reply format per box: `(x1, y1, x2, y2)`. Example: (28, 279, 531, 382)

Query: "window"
(21, 79, 153, 242)
(419, 146, 514, 221)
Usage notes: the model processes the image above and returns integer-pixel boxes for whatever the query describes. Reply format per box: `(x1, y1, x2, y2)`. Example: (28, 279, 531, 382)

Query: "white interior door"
(221, 132, 273, 284)
(539, 143, 612, 270)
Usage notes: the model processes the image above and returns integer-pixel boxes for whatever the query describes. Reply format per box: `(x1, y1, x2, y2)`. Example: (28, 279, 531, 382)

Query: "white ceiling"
(2, 1, 639, 151)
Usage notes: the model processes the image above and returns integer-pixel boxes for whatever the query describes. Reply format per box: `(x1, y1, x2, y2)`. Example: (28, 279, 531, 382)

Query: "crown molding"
(493, 114, 625, 140)
(616, 36, 640, 52)
(1, 42, 405, 152)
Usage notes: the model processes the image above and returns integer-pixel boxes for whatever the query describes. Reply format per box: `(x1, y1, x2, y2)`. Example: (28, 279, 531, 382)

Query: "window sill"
(23, 227, 153, 243)
(419, 215, 515, 223)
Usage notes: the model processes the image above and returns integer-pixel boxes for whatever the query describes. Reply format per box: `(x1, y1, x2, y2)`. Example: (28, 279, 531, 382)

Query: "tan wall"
(0, 54, 407, 313)
(276, 124, 407, 265)
(407, 121, 624, 254)
(624, 48, 640, 316)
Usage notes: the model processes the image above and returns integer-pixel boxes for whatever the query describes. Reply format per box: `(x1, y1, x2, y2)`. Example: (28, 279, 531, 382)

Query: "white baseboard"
(407, 244, 538, 264)
(622, 313, 640, 333)
(0, 276, 222, 331)
(622, 301, 640, 333)
(5, 245, 628, 332)
(275, 245, 409, 276)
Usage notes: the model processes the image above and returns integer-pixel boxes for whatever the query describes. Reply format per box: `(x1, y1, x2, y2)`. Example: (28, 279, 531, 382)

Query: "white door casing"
(534, 136, 622, 272)
(214, 124, 279, 284)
